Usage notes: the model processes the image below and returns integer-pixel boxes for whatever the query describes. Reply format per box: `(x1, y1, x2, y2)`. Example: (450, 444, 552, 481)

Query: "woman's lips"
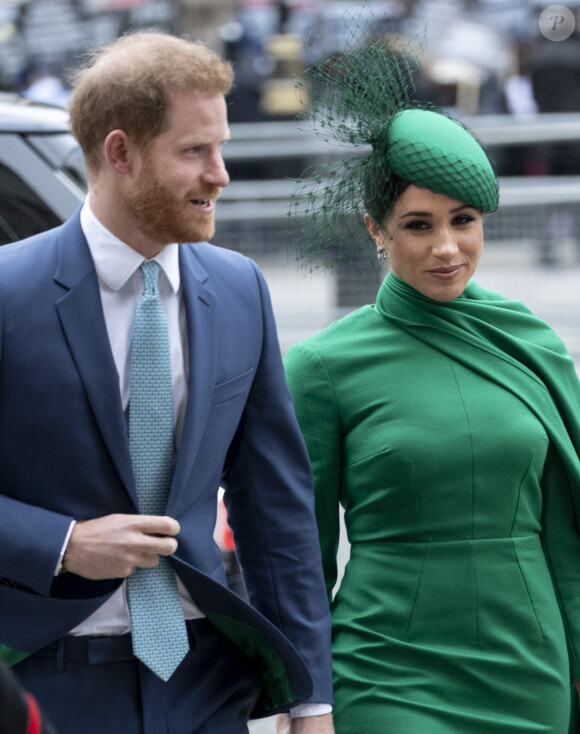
(428, 265, 464, 280)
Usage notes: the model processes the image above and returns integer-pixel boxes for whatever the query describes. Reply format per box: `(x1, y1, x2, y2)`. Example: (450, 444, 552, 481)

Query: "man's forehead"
(158, 88, 222, 124)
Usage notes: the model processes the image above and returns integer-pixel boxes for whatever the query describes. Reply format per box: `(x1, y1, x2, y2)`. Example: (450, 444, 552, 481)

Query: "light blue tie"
(126, 260, 189, 681)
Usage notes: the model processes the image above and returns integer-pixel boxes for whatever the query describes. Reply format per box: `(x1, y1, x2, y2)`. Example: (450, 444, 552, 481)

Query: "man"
(0, 33, 333, 733)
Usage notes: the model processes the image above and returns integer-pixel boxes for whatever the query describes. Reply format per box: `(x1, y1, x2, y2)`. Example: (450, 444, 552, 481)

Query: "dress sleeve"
(285, 343, 342, 603)
(541, 443, 580, 680)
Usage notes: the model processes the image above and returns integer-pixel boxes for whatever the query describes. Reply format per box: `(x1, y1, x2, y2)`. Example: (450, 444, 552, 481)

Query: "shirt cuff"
(54, 520, 76, 576)
(290, 703, 333, 718)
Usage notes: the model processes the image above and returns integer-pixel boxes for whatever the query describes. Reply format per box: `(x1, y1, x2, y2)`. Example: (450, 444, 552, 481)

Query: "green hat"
(386, 109, 498, 212)
(289, 22, 498, 270)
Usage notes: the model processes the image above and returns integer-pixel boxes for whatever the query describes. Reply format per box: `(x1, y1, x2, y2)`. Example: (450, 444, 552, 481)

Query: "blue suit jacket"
(0, 212, 333, 715)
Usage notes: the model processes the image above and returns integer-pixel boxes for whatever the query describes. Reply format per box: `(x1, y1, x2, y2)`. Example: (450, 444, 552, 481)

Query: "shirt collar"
(80, 197, 180, 294)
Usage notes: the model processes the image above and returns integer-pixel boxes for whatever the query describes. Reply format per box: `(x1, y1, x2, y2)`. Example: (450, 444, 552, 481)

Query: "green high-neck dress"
(284, 272, 580, 733)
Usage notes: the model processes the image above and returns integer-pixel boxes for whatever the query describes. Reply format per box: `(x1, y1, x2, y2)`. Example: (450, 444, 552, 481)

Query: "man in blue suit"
(0, 32, 333, 733)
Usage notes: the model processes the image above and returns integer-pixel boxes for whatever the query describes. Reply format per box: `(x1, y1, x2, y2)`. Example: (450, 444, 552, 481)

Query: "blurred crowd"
(1, 0, 580, 177)
(221, 0, 580, 129)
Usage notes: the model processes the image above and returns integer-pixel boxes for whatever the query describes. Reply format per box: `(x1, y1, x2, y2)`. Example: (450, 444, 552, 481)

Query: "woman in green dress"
(281, 34, 580, 734)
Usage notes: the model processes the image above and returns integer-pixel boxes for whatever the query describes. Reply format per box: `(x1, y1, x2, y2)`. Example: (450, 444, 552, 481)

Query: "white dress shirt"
(67, 198, 202, 635)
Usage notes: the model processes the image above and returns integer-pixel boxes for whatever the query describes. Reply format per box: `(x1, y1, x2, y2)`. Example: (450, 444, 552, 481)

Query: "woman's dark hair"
(363, 152, 411, 225)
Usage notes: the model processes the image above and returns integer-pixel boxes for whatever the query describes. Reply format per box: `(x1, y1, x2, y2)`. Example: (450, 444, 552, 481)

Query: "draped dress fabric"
(284, 272, 580, 733)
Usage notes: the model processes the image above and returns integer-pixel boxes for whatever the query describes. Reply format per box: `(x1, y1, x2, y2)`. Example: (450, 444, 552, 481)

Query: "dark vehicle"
(0, 93, 86, 245)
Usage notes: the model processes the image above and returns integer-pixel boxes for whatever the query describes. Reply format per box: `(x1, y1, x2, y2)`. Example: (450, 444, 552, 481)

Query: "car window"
(0, 161, 61, 244)
(27, 133, 88, 188)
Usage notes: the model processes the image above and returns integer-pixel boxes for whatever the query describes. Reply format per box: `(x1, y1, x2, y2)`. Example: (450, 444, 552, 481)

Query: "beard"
(123, 155, 221, 246)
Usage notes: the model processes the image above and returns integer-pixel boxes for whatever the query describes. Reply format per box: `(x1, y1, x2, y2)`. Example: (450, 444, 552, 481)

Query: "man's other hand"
(276, 713, 334, 733)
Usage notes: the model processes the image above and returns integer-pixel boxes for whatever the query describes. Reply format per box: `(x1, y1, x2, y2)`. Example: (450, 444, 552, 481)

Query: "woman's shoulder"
(287, 303, 383, 356)
(467, 279, 572, 356)
(467, 279, 530, 307)
(284, 302, 409, 388)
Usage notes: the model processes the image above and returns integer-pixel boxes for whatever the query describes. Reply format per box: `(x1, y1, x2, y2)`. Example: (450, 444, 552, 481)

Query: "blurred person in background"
(530, 13, 580, 175)
(529, 15, 580, 264)
(21, 61, 71, 107)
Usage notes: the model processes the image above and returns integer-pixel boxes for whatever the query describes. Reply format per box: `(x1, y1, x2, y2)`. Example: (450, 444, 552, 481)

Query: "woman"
(282, 34, 580, 734)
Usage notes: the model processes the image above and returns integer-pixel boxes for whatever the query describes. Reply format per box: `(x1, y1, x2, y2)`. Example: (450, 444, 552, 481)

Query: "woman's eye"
(453, 214, 474, 225)
(405, 220, 430, 230)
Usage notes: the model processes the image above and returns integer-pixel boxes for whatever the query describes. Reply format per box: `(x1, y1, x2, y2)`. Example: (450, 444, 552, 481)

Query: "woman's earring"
(377, 246, 387, 260)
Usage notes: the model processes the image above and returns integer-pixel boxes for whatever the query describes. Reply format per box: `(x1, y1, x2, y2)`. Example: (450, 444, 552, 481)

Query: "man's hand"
(64, 514, 180, 580)
(276, 713, 334, 733)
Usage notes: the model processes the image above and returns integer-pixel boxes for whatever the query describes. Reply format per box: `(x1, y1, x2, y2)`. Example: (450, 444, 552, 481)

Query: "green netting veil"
(289, 21, 498, 270)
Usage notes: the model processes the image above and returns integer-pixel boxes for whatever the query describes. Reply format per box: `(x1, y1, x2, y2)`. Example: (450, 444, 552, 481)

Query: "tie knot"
(140, 260, 161, 295)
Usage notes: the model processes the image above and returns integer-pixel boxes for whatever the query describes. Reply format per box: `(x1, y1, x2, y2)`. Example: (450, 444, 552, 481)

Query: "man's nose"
(203, 150, 230, 188)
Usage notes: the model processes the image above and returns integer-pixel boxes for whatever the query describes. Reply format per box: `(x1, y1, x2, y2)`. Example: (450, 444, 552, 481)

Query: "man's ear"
(103, 129, 134, 174)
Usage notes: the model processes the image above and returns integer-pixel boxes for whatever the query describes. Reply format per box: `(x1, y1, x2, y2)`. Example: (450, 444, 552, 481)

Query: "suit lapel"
(170, 248, 217, 503)
(53, 214, 137, 502)
(54, 223, 219, 507)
